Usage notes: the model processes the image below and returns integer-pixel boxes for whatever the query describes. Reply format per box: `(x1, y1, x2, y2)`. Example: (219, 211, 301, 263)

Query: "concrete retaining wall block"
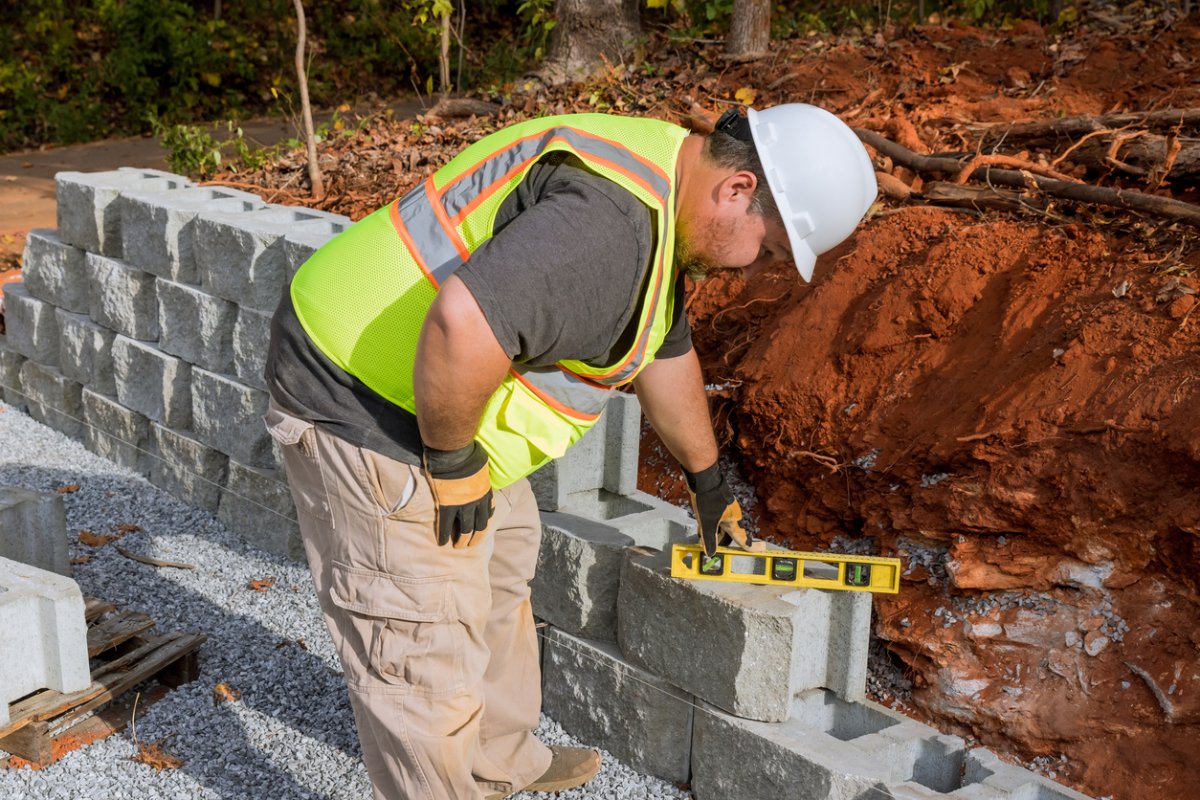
(18, 361, 83, 439)
(618, 548, 872, 722)
(689, 690, 1085, 800)
(156, 278, 236, 373)
(121, 186, 266, 284)
(195, 205, 350, 311)
(21, 229, 89, 314)
(85, 252, 159, 341)
(55, 168, 192, 257)
(0, 487, 69, 576)
(150, 423, 228, 512)
(281, 214, 352, 279)
(0, 335, 27, 408)
(55, 308, 116, 395)
(0, 557, 91, 727)
(81, 388, 154, 476)
(542, 628, 694, 785)
(190, 368, 273, 468)
(4, 282, 61, 367)
(112, 335, 192, 429)
(530, 392, 642, 511)
(559, 488, 695, 551)
(690, 696, 898, 800)
(232, 307, 271, 391)
(217, 461, 302, 560)
(532, 512, 636, 642)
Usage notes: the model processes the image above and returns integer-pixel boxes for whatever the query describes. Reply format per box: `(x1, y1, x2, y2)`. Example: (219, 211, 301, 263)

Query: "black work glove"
(423, 442, 495, 548)
(685, 462, 763, 557)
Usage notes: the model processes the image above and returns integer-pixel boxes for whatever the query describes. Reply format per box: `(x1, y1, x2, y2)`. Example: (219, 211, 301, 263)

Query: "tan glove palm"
(685, 463, 765, 557)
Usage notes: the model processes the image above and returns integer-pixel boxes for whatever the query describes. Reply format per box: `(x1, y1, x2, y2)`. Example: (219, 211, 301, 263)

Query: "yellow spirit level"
(670, 544, 901, 594)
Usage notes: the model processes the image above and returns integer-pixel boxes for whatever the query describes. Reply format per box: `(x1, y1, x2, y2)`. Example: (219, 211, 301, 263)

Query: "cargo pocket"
(329, 560, 464, 697)
(264, 404, 334, 524)
(358, 448, 421, 520)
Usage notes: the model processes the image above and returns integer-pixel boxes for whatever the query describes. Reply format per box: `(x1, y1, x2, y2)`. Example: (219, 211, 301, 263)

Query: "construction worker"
(263, 104, 876, 800)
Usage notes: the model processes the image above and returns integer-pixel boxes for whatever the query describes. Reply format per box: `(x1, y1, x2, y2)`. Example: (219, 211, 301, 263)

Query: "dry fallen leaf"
(275, 638, 307, 650)
(734, 86, 757, 105)
(117, 523, 144, 534)
(70, 554, 94, 565)
(247, 577, 276, 593)
(79, 529, 119, 547)
(129, 739, 184, 772)
(56, 484, 81, 494)
(212, 682, 242, 705)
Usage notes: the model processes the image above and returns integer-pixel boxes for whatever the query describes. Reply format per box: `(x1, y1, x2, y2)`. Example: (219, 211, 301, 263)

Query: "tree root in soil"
(855, 128, 1200, 227)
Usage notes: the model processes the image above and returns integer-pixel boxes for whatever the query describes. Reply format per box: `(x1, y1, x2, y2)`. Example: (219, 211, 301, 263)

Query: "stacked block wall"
(1, 169, 1095, 800)
(1, 171, 351, 561)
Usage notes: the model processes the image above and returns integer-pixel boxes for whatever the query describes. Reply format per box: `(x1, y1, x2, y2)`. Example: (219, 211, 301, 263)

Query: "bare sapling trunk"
(728, 0, 771, 58)
(439, 8, 452, 99)
(292, 0, 324, 200)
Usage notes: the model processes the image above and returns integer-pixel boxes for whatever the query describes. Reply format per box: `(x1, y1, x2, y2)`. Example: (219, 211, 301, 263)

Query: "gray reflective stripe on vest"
(396, 181, 463, 285)
(511, 363, 611, 417)
(440, 126, 672, 219)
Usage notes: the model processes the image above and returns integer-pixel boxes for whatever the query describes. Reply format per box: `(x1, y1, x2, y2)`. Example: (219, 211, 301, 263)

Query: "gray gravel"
(0, 401, 692, 800)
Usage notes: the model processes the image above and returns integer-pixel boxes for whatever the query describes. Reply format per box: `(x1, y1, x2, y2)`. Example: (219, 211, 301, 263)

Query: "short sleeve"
(454, 166, 654, 368)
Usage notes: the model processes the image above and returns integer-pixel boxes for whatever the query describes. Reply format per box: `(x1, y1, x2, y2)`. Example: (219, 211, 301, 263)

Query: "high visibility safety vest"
(291, 114, 688, 488)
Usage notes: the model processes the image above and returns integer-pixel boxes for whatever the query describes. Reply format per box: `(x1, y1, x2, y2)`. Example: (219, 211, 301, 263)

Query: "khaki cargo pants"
(266, 401, 552, 800)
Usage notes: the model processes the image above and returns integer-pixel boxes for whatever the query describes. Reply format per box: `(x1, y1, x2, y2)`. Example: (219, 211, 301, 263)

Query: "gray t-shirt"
(266, 154, 692, 464)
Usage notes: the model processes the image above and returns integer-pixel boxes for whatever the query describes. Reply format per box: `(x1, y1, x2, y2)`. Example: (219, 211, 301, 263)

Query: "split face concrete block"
(55, 308, 116, 395)
(559, 488, 695, 551)
(150, 423, 228, 512)
(532, 512, 636, 642)
(18, 361, 83, 440)
(81, 389, 154, 476)
(0, 557, 91, 727)
(281, 212, 352, 279)
(542, 628, 694, 785)
(112, 335, 192, 429)
(55, 169, 192, 256)
(617, 548, 872, 723)
(156, 278, 236, 373)
(3, 282, 61, 367)
(195, 205, 351, 311)
(0, 336, 27, 408)
(191, 368, 273, 468)
(218, 461, 302, 561)
(232, 306, 271, 391)
(121, 186, 266, 283)
(529, 392, 642, 510)
(21, 229, 89, 314)
(905, 748, 1096, 800)
(0, 487, 69, 576)
(85, 253, 159, 341)
(691, 695, 898, 800)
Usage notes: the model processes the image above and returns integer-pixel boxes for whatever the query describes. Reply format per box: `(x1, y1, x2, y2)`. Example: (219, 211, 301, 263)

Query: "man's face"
(676, 201, 793, 282)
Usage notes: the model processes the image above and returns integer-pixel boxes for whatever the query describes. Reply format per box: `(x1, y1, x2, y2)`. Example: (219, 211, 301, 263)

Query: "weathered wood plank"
(86, 610, 155, 657)
(0, 720, 51, 764)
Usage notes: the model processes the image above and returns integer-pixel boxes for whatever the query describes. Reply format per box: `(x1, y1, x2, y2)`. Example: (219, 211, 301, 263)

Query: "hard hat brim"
(788, 228, 818, 283)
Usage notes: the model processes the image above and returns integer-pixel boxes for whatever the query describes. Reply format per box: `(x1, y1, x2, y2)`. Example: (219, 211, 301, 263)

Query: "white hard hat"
(746, 104, 877, 281)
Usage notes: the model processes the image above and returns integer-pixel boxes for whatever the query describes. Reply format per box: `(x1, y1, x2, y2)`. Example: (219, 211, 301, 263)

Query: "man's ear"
(718, 170, 758, 210)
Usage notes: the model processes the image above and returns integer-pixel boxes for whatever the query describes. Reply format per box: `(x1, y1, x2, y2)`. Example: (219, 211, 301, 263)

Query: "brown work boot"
(524, 746, 602, 793)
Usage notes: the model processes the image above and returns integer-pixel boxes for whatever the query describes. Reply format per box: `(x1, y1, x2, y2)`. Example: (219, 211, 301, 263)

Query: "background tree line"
(0, 0, 1132, 154)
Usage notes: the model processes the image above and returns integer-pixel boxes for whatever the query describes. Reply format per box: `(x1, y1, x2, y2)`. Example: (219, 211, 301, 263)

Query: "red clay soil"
(652, 14, 1200, 800)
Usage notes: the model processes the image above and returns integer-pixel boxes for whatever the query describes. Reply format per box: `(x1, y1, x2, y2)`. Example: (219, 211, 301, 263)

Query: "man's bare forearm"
(633, 349, 718, 473)
(413, 276, 512, 451)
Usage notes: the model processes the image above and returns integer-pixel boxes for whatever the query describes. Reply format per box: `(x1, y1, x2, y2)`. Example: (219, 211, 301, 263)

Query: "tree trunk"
(541, 0, 641, 85)
(728, 0, 770, 58)
(292, 0, 324, 200)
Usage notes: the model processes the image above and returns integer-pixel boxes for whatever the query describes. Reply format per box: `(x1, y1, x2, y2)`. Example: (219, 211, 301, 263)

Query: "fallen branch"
(979, 108, 1200, 144)
(115, 546, 195, 570)
(922, 182, 1051, 214)
(855, 129, 1200, 227)
(953, 154, 1082, 185)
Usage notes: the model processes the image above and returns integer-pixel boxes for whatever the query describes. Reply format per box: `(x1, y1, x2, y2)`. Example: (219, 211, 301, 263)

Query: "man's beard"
(675, 223, 720, 282)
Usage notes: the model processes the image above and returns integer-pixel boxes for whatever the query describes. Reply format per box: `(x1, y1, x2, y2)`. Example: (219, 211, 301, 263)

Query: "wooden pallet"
(0, 597, 207, 767)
